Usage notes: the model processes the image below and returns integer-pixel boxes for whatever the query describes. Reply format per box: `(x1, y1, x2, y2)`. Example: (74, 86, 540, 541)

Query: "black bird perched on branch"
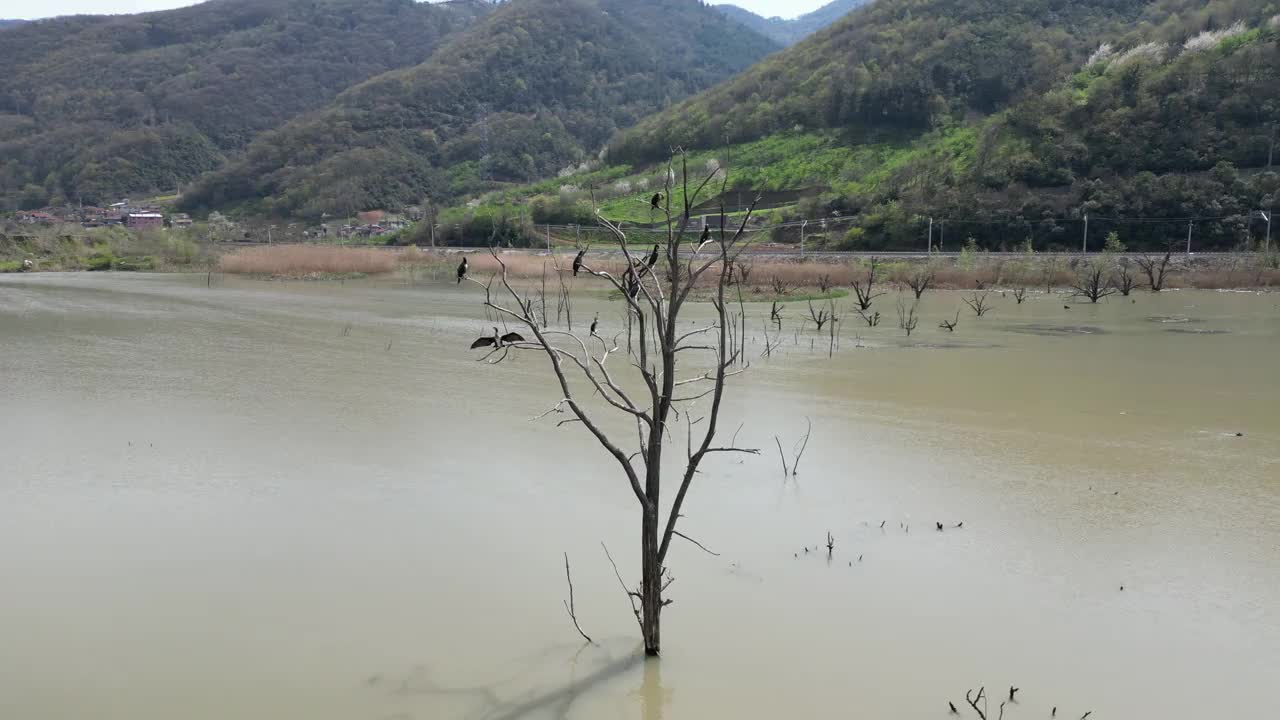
(572, 249, 585, 277)
(696, 225, 712, 251)
(456, 256, 468, 284)
(650, 193, 662, 210)
(1009, 687, 1019, 702)
(645, 244, 660, 268)
(470, 327, 525, 349)
(590, 314, 598, 336)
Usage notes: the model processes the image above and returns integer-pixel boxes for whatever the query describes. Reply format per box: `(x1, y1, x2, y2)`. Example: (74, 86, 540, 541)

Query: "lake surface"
(2, 272, 1277, 720)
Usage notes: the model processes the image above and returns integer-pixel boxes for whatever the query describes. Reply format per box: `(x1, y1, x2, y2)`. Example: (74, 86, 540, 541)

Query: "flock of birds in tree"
(458, 191, 716, 350)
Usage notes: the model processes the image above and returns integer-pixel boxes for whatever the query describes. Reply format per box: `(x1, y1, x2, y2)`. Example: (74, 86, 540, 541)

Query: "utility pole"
(927, 216, 933, 253)
(1082, 213, 1089, 253)
(800, 220, 807, 258)
(546, 224, 551, 251)
(1186, 219, 1194, 255)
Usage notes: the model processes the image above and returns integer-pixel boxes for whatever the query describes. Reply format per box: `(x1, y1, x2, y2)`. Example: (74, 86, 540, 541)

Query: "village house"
(126, 212, 164, 229)
(170, 213, 193, 227)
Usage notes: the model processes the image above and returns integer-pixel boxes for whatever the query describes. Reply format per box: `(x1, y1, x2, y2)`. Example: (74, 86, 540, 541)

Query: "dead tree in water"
(1012, 287, 1028, 304)
(1135, 243, 1176, 291)
(964, 291, 994, 317)
(939, 311, 960, 332)
(805, 299, 830, 332)
(1071, 261, 1118, 303)
(1111, 257, 1137, 296)
(852, 259, 887, 310)
(897, 296, 920, 336)
(857, 308, 881, 327)
(468, 152, 760, 656)
(906, 267, 936, 299)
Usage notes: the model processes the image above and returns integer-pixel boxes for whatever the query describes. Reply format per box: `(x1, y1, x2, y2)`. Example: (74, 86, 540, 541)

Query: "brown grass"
(219, 245, 398, 276)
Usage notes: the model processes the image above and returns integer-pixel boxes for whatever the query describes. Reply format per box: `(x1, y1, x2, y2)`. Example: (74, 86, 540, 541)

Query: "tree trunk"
(641, 506, 662, 656)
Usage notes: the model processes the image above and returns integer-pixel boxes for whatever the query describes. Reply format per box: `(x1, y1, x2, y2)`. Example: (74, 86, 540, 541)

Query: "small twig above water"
(562, 552, 594, 645)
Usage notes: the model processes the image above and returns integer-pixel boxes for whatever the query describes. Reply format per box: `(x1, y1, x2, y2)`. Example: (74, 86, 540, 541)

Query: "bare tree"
(1012, 287, 1028, 304)
(770, 275, 792, 296)
(468, 153, 760, 655)
(857, 308, 882, 327)
(897, 296, 920, 336)
(852, 258, 887, 310)
(964, 291, 994, 316)
(906, 267, 936, 299)
(805, 299, 830, 332)
(769, 300, 783, 330)
(1135, 243, 1176, 292)
(816, 273, 833, 295)
(1112, 257, 1137, 296)
(1071, 260, 1118, 303)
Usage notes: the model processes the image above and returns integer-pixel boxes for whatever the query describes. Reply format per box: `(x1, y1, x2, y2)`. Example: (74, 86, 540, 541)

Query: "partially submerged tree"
(1135, 242, 1176, 291)
(896, 296, 920, 336)
(1112, 257, 1137, 296)
(468, 152, 760, 656)
(905, 267, 936, 299)
(852, 258, 887, 310)
(1071, 260, 1118, 303)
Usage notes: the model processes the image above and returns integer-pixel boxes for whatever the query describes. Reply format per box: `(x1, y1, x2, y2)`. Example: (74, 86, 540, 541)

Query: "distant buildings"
(126, 212, 164, 229)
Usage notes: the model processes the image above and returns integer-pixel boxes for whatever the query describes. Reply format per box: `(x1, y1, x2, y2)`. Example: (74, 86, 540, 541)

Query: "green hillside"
(427, 1, 1280, 251)
(0, 0, 490, 210)
(178, 0, 779, 218)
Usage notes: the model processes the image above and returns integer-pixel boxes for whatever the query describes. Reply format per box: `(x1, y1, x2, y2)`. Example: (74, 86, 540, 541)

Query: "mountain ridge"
(714, 0, 870, 45)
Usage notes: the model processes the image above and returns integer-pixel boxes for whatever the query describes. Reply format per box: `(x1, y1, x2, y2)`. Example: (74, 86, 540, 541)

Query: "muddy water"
(1, 273, 1277, 720)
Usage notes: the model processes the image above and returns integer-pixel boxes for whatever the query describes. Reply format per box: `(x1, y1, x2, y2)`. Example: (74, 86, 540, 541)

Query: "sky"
(3, 0, 831, 22)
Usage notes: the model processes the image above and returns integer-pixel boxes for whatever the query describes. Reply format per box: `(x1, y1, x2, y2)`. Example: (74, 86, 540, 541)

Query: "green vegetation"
(180, 0, 778, 219)
(0, 0, 491, 210)
(0, 226, 211, 271)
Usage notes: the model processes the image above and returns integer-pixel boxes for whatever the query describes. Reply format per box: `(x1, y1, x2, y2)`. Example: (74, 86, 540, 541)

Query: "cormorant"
(456, 256, 468, 284)
(650, 193, 662, 210)
(470, 327, 500, 349)
(936, 522, 944, 532)
(1009, 687, 1019, 702)
(949, 702, 958, 714)
(1052, 708, 1056, 718)
(1064, 305, 1071, 309)
(572, 249, 586, 277)
(590, 314, 599, 335)
(696, 225, 712, 252)
(469, 327, 525, 349)
(955, 521, 963, 528)
(645, 243, 659, 268)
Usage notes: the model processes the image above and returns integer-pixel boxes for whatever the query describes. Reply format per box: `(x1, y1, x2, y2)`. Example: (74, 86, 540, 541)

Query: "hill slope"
(714, 0, 871, 45)
(613, 0, 1163, 164)
(443, 0, 1279, 252)
(0, 0, 490, 210)
(180, 0, 779, 218)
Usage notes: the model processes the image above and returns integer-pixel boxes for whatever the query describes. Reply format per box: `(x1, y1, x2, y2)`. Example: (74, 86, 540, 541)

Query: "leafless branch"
(562, 553, 594, 645)
(671, 530, 720, 557)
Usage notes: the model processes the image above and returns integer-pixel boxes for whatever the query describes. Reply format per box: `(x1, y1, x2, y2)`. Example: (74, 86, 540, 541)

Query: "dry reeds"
(219, 245, 398, 276)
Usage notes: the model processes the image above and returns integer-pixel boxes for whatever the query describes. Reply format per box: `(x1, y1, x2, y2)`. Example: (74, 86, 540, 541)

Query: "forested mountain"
(715, 0, 871, 45)
(597, 0, 1279, 250)
(0, 20, 27, 30)
(179, 0, 778, 218)
(612, 0, 1160, 162)
(0, 0, 491, 210)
